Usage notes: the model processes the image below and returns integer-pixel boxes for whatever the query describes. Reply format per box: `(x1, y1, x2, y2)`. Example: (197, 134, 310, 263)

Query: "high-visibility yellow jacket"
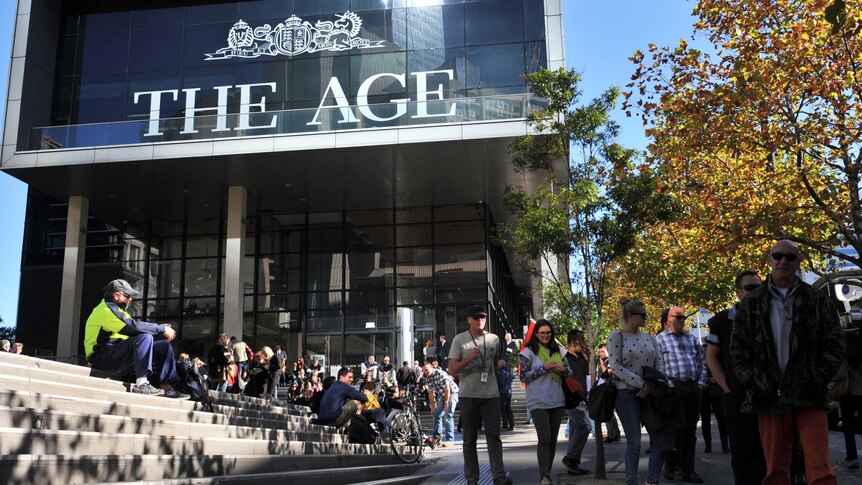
(83, 299, 164, 360)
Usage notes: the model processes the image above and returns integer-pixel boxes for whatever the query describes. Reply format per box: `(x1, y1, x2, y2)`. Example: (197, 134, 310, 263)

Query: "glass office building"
(3, 0, 566, 366)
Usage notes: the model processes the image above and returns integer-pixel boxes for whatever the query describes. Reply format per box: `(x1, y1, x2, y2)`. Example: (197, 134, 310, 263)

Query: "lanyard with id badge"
(470, 332, 489, 383)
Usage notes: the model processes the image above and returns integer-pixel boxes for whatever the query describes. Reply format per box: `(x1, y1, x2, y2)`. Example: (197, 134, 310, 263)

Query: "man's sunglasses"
(771, 252, 799, 262)
(741, 284, 761, 292)
(632, 312, 648, 318)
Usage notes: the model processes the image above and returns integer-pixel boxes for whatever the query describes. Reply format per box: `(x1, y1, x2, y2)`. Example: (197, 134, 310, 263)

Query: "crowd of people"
(78, 238, 862, 485)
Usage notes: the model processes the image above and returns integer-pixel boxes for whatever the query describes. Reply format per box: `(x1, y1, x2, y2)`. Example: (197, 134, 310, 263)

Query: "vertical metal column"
(56, 195, 88, 360)
(223, 185, 247, 339)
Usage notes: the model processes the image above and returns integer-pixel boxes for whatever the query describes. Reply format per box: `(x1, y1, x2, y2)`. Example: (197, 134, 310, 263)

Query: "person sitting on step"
(84, 279, 187, 398)
(319, 367, 368, 428)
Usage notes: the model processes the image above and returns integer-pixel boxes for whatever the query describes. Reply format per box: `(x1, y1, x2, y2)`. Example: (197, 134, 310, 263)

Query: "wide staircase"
(0, 351, 427, 484)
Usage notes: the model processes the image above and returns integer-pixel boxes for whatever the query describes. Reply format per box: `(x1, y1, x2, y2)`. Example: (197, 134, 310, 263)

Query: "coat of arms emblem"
(205, 11, 383, 60)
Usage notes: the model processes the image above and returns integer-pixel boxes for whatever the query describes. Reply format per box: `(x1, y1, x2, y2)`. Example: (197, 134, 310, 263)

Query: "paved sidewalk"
(411, 421, 861, 484)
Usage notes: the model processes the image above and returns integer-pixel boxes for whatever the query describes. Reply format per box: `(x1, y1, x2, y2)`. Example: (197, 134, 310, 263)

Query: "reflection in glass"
(348, 250, 395, 289)
(306, 334, 344, 370)
(347, 225, 393, 250)
(151, 260, 182, 298)
(307, 309, 344, 332)
(465, 44, 525, 89)
(465, 0, 524, 45)
(184, 258, 221, 296)
(308, 252, 344, 291)
(258, 257, 302, 293)
(183, 297, 219, 315)
(258, 311, 301, 339)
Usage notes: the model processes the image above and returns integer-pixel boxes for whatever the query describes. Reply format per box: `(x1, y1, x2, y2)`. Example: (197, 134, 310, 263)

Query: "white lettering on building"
(133, 70, 459, 136)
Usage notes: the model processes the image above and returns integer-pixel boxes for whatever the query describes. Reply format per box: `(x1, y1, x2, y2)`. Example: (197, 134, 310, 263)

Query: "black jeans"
(700, 387, 728, 447)
(840, 394, 862, 460)
(723, 392, 765, 485)
(665, 381, 701, 475)
(500, 393, 514, 429)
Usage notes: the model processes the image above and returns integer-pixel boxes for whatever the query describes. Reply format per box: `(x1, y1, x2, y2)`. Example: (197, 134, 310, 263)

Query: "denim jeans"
(434, 392, 459, 442)
(615, 389, 663, 485)
(565, 403, 591, 464)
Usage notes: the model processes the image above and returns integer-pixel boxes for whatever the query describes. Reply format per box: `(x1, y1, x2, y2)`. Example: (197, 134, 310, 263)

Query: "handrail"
(29, 94, 546, 151)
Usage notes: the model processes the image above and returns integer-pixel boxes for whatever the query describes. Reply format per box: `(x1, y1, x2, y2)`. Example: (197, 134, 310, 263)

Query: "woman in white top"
(519, 318, 572, 485)
(607, 297, 664, 485)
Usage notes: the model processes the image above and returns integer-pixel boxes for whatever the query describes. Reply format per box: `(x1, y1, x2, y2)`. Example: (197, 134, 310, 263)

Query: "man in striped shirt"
(656, 306, 707, 484)
(421, 361, 459, 447)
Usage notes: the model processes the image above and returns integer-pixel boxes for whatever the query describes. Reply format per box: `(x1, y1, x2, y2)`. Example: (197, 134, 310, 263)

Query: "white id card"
(480, 372, 488, 383)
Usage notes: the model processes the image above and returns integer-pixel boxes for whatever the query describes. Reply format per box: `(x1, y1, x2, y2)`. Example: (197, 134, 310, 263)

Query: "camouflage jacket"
(730, 277, 845, 413)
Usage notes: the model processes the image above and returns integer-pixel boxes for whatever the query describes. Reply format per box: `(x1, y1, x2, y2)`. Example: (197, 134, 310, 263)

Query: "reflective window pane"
(308, 252, 344, 291)
(184, 258, 221, 296)
(186, 235, 222, 258)
(258, 293, 301, 311)
(347, 225, 393, 250)
(465, 0, 524, 45)
(183, 297, 219, 315)
(129, 28, 183, 71)
(434, 220, 484, 245)
(258, 257, 302, 293)
(396, 224, 431, 246)
(348, 250, 394, 288)
(407, 4, 464, 50)
(306, 334, 344, 370)
(465, 44, 525, 89)
(307, 309, 344, 332)
(434, 244, 487, 286)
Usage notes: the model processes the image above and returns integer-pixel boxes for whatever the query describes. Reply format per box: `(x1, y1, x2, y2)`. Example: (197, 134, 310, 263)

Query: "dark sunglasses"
(670, 314, 686, 320)
(632, 312, 648, 318)
(741, 284, 761, 292)
(771, 252, 799, 262)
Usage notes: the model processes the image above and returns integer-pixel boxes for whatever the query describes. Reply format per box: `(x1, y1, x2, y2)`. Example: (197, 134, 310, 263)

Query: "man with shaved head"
(731, 239, 847, 484)
(656, 306, 708, 483)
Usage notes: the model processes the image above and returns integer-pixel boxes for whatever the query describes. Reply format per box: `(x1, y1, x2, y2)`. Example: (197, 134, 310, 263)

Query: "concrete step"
(0, 427, 390, 456)
(0, 406, 347, 444)
(0, 360, 312, 419)
(350, 475, 435, 485)
(0, 453, 407, 485)
(0, 390, 330, 434)
(84, 464, 427, 485)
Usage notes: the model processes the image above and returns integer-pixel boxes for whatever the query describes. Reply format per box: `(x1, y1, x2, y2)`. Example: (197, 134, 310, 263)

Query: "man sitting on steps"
(319, 367, 368, 428)
(84, 279, 187, 398)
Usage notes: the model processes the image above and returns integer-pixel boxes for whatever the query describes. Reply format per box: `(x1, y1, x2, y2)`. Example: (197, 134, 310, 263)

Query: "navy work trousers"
(89, 333, 178, 386)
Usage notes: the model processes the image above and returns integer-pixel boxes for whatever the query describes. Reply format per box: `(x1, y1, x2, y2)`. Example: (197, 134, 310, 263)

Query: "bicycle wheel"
(389, 412, 423, 463)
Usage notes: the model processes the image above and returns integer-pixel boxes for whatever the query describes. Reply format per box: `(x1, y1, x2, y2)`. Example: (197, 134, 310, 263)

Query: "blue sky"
(0, 0, 699, 331)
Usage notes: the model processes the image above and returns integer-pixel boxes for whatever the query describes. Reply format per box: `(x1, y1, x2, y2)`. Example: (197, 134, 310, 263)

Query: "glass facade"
(17, 190, 527, 366)
(51, 0, 545, 125)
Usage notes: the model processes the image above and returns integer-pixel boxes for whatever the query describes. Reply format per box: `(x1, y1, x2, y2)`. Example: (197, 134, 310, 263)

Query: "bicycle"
(386, 384, 425, 463)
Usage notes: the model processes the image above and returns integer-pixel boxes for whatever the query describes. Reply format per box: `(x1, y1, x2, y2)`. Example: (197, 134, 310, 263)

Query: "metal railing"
(31, 94, 546, 151)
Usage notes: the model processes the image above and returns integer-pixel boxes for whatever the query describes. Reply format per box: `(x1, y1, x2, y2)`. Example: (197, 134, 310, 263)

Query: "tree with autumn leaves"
(623, 0, 862, 309)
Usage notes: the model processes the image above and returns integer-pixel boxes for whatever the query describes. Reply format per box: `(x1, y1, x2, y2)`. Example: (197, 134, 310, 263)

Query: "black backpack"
(177, 361, 206, 401)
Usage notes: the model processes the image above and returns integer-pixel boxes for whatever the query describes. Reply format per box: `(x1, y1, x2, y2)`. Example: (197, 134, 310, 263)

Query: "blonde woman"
(607, 298, 664, 485)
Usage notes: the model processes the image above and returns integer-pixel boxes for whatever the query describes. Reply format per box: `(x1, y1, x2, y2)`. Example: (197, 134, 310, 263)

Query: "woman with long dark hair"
(519, 318, 571, 485)
(607, 297, 664, 485)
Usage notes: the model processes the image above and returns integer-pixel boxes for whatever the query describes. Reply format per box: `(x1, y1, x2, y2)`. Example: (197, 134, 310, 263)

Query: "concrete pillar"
(223, 185, 247, 339)
(56, 195, 88, 360)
